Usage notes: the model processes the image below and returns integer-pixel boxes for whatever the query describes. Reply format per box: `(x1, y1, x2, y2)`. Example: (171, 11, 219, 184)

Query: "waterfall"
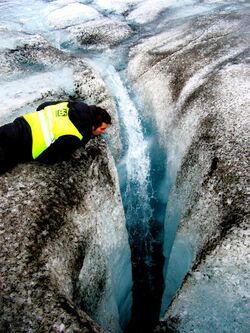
(108, 66, 153, 248)
(87, 58, 153, 244)
(87, 56, 166, 332)
(106, 66, 159, 333)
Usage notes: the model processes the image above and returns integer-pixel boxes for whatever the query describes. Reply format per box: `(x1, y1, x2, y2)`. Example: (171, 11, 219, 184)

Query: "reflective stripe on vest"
(24, 102, 83, 159)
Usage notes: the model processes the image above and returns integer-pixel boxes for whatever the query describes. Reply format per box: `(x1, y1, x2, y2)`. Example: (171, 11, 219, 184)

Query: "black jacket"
(0, 100, 95, 173)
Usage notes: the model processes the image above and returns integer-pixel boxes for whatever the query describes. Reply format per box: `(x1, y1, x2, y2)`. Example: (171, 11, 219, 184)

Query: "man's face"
(92, 122, 109, 135)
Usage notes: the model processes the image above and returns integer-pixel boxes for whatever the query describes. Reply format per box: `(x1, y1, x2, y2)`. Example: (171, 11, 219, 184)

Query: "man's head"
(91, 106, 111, 136)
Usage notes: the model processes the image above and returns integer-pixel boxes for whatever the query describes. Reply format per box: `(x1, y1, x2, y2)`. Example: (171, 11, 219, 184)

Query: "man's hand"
(71, 149, 82, 160)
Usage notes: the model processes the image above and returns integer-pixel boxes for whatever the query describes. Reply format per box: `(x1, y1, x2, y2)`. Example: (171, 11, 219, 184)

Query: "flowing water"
(84, 54, 168, 332)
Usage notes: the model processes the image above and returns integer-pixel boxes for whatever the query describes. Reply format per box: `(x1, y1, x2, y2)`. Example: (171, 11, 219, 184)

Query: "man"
(0, 100, 111, 174)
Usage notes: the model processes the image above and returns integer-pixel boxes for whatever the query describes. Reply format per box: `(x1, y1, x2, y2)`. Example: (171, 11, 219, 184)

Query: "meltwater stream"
(87, 57, 168, 332)
(110, 68, 166, 333)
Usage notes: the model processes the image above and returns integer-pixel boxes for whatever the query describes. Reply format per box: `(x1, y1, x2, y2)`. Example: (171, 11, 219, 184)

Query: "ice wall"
(127, 2, 250, 331)
(0, 140, 130, 333)
(158, 216, 249, 333)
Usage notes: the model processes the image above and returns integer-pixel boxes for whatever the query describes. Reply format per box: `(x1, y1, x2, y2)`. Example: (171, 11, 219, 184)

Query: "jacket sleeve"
(36, 135, 81, 164)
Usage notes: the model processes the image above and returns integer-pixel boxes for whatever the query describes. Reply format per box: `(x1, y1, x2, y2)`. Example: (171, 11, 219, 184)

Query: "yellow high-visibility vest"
(24, 102, 83, 159)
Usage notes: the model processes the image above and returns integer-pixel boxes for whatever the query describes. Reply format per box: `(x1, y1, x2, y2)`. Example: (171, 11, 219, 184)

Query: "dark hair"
(92, 106, 112, 129)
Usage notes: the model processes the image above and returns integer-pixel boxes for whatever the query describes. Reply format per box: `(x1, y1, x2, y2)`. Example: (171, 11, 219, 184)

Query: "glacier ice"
(47, 3, 102, 29)
(0, 68, 75, 121)
(1, 0, 249, 332)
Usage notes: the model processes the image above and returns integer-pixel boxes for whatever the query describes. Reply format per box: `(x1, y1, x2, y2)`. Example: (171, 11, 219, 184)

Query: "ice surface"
(0, 0, 52, 33)
(93, 0, 198, 23)
(0, 1, 102, 36)
(47, 3, 102, 29)
(127, 0, 175, 24)
(0, 68, 74, 122)
(93, 0, 143, 15)
(67, 18, 133, 49)
(0, 30, 38, 51)
(53, 0, 79, 5)
(127, 0, 197, 24)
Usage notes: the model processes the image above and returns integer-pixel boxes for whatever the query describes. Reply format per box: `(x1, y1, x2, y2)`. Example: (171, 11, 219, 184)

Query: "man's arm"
(36, 135, 81, 164)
